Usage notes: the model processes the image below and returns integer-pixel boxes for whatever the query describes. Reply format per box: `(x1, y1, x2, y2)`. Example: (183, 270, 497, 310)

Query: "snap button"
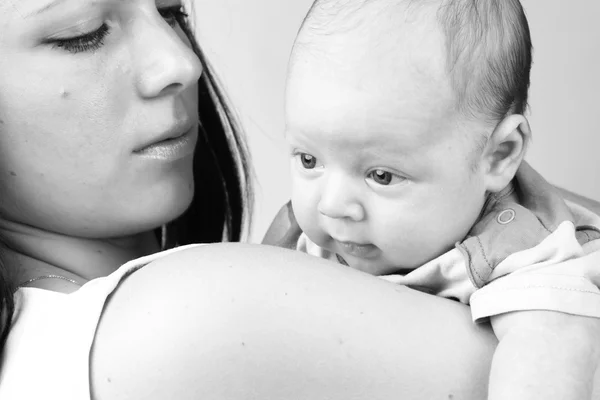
(497, 209, 516, 225)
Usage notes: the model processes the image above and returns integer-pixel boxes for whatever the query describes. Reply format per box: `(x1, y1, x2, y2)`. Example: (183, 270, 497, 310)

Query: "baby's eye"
(366, 169, 405, 186)
(299, 153, 318, 169)
(370, 169, 393, 185)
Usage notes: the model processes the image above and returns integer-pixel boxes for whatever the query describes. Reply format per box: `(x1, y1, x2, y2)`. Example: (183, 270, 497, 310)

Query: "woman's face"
(0, 0, 202, 238)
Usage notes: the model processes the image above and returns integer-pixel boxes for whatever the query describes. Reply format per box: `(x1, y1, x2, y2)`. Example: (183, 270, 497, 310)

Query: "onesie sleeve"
(466, 221, 600, 323)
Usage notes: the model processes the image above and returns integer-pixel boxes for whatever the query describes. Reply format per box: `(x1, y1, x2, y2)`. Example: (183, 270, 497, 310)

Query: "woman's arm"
(489, 310, 600, 400)
(91, 243, 496, 400)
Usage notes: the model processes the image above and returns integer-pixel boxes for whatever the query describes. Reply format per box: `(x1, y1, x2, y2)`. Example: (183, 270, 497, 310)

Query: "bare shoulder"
(89, 243, 494, 400)
(89, 244, 367, 399)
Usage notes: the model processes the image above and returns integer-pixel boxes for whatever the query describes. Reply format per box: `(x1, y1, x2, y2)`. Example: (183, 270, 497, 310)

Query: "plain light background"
(193, 0, 600, 242)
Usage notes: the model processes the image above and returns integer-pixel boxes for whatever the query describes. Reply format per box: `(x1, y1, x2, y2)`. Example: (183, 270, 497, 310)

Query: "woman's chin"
(95, 180, 196, 238)
(139, 165, 196, 220)
(139, 186, 195, 229)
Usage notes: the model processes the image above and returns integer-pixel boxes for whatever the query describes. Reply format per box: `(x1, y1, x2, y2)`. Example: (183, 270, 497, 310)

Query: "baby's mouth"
(336, 240, 378, 258)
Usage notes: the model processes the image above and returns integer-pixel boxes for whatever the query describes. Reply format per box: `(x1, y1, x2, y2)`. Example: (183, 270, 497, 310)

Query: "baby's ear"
(481, 114, 531, 193)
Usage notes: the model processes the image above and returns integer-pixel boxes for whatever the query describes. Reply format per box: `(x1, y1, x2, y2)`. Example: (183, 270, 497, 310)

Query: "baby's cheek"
(373, 215, 436, 269)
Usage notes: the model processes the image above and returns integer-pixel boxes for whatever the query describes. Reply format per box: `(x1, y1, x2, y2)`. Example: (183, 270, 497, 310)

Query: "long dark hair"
(0, 8, 252, 359)
(166, 14, 252, 246)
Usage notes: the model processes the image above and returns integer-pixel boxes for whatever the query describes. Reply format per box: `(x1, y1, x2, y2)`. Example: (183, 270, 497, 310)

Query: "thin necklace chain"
(18, 274, 81, 288)
(15, 230, 168, 289)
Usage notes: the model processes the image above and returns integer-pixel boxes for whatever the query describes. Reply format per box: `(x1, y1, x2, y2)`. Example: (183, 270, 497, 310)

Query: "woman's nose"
(317, 175, 365, 222)
(135, 17, 203, 98)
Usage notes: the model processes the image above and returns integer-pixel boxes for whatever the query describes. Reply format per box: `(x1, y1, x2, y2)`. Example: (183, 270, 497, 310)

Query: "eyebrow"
(24, 0, 71, 18)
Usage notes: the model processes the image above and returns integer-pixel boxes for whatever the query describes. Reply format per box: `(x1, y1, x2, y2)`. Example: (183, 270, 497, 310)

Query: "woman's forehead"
(1, 0, 66, 17)
(1, 0, 142, 18)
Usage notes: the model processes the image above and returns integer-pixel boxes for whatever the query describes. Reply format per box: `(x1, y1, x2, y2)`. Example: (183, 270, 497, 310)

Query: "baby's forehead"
(294, 0, 449, 94)
(298, 0, 440, 46)
(285, 64, 462, 155)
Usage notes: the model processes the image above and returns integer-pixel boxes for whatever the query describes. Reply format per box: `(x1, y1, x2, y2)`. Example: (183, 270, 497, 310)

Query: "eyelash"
(50, 5, 189, 54)
(50, 23, 110, 53)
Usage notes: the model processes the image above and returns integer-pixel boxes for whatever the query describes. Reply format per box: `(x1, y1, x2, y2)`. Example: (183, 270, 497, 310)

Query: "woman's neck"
(0, 219, 161, 287)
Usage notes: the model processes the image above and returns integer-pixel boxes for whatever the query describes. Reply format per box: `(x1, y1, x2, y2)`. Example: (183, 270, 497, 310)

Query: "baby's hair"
(437, 0, 532, 123)
(298, 0, 533, 125)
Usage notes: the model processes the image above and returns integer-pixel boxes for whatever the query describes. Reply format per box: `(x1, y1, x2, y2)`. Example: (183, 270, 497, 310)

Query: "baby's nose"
(317, 179, 365, 221)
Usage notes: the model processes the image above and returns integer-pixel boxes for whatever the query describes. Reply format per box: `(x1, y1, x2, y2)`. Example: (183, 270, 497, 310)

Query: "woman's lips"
(134, 126, 198, 161)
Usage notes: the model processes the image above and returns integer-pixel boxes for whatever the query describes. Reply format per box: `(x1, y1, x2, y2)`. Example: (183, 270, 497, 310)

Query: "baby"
(265, 0, 600, 398)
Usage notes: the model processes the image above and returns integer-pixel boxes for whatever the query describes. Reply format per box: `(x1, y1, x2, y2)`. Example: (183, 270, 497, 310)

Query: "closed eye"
(46, 23, 110, 54)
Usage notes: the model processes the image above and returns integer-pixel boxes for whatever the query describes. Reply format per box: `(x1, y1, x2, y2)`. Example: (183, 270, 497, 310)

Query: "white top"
(0, 244, 202, 400)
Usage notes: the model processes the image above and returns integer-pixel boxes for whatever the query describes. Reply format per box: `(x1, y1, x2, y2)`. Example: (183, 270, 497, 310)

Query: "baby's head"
(285, 0, 532, 274)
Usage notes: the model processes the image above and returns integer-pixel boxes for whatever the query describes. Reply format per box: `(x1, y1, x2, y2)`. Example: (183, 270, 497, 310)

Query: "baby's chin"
(311, 233, 421, 275)
(334, 253, 409, 276)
